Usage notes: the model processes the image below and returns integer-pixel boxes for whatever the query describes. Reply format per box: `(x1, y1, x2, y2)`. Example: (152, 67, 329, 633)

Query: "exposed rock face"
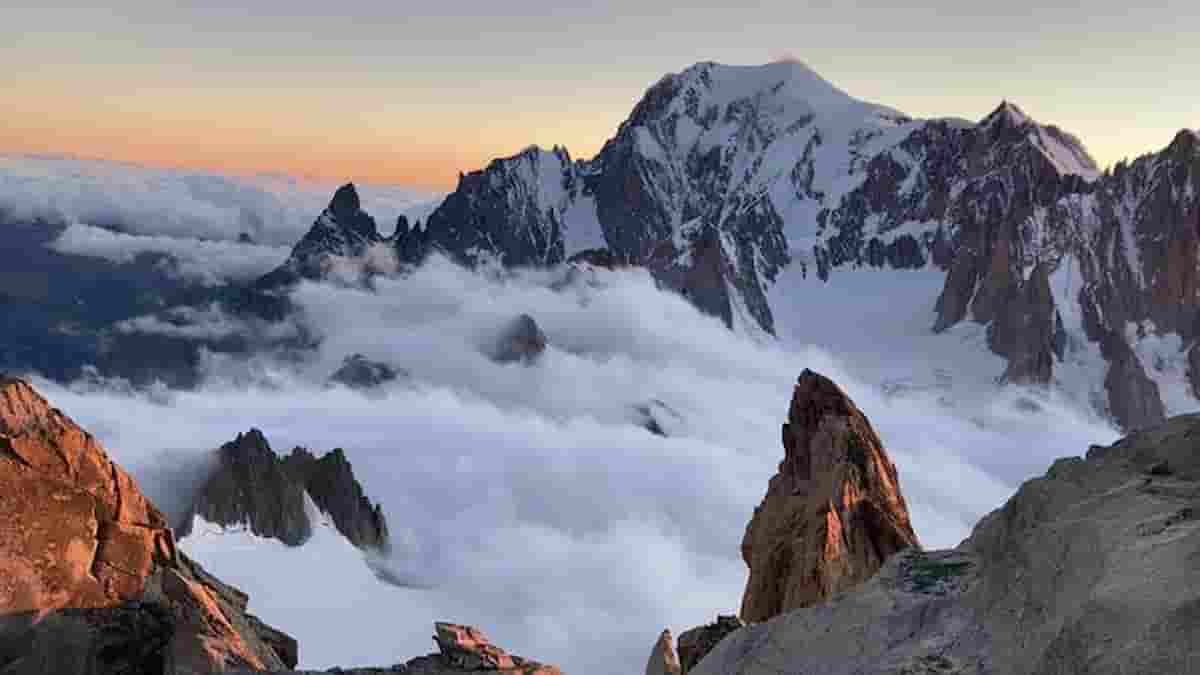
(0, 376, 174, 613)
(692, 412, 1200, 675)
(990, 263, 1065, 384)
(739, 369, 919, 623)
(676, 615, 743, 673)
(645, 629, 681, 675)
(282, 447, 389, 551)
(396, 147, 576, 269)
(178, 429, 312, 546)
(489, 314, 548, 365)
(1098, 329, 1167, 431)
(0, 376, 292, 674)
(329, 353, 404, 389)
(178, 428, 389, 552)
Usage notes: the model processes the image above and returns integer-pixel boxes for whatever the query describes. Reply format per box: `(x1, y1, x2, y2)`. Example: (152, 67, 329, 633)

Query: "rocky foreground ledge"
(648, 372, 1200, 674)
(0, 375, 295, 673)
(228, 623, 562, 674)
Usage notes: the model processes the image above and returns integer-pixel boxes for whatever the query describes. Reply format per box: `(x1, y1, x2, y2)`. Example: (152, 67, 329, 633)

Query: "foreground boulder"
(0, 376, 293, 673)
(178, 429, 389, 552)
(692, 412, 1200, 675)
(739, 369, 919, 622)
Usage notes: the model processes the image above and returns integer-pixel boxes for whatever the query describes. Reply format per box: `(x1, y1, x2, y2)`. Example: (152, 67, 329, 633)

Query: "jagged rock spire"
(739, 370, 919, 622)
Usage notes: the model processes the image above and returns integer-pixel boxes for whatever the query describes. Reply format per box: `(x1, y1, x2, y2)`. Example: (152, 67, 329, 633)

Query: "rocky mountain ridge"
(262, 61, 1200, 430)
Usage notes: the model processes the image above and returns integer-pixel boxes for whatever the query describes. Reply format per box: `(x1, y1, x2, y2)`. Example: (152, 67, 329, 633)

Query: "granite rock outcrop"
(0, 376, 294, 674)
(739, 369, 920, 623)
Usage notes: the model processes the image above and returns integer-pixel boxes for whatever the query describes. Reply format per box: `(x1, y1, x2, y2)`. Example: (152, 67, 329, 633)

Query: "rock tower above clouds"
(739, 369, 919, 622)
(177, 428, 390, 552)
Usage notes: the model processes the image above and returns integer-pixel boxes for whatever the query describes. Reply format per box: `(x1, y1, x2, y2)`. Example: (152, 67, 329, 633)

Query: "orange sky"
(4, 2, 1197, 190)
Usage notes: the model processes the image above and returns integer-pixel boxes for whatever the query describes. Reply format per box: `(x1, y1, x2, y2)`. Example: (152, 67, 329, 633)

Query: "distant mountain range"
(1, 61, 1197, 431)
(258, 61, 1198, 430)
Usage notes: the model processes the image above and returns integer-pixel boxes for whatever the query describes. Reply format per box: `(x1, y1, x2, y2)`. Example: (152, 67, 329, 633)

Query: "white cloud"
(24, 253, 1124, 675)
(116, 304, 300, 342)
(50, 222, 291, 284)
(0, 154, 441, 245)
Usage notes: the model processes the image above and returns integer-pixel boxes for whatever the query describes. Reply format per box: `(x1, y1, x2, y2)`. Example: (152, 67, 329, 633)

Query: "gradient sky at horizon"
(4, 1, 1197, 190)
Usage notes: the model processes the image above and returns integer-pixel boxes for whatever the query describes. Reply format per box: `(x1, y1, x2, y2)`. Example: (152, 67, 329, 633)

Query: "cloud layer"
(28, 254, 1123, 674)
(0, 154, 440, 244)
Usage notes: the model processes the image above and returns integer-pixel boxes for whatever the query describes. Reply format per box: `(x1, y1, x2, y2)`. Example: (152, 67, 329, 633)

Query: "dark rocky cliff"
(177, 428, 389, 552)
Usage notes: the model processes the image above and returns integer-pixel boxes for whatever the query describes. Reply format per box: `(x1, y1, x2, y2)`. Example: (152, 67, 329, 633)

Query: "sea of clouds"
(29, 259, 1123, 674)
(7, 156, 1130, 674)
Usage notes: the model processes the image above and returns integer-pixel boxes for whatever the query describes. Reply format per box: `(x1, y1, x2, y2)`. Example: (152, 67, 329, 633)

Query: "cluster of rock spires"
(176, 428, 389, 552)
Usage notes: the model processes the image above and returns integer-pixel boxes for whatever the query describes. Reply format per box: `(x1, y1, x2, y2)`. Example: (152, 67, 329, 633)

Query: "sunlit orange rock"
(739, 370, 919, 623)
